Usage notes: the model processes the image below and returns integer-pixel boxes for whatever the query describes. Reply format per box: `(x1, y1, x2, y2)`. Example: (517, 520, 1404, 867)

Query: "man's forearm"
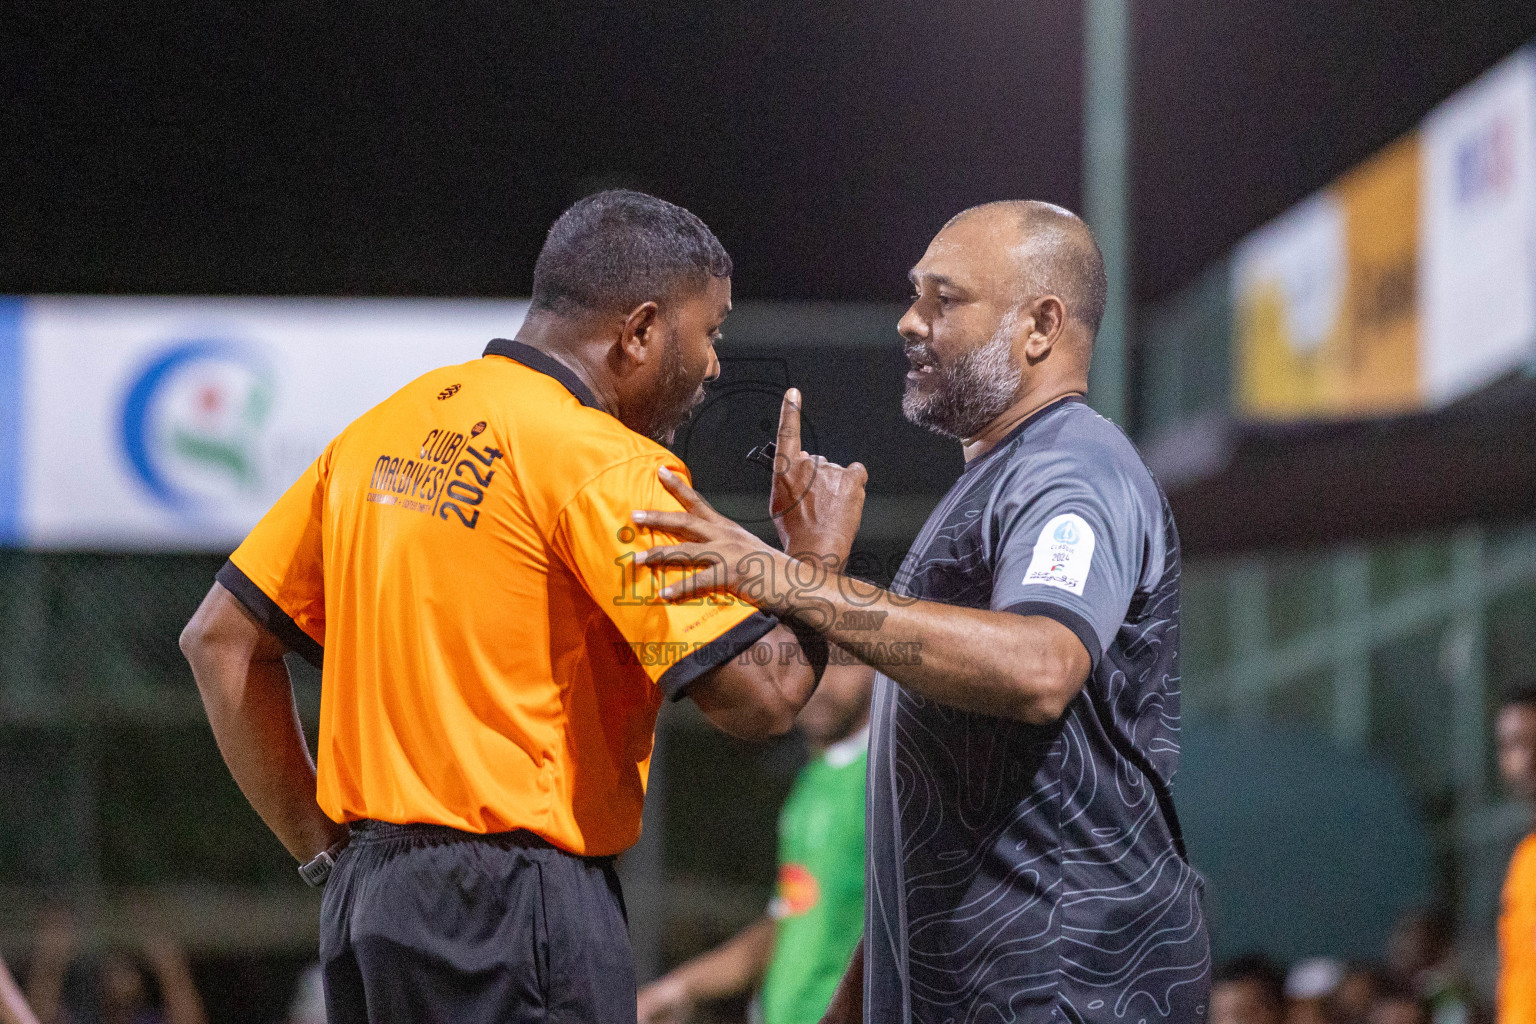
(192, 650, 342, 860)
(0, 956, 40, 1024)
(144, 942, 208, 1024)
(631, 476, 1084, 724)
(669, 917, 775, 1002)
(182, 585, 344, 862)
(691, 624, 819, 741)
(762, 555, 1087, 724)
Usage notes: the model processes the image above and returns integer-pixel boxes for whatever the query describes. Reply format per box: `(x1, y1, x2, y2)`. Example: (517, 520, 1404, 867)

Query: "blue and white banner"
(0, 296, 528, 550)
(1419, 46, 1536, 405)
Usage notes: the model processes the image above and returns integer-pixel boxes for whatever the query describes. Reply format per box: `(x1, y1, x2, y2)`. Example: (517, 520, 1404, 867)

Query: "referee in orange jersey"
(1499, 684, 1536, 1024)
(180, 190, 867, 1023)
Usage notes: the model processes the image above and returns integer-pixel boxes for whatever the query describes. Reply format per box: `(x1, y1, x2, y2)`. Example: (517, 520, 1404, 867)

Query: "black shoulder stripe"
(216, 560, 324, 670)
(656, 612, 779, 702)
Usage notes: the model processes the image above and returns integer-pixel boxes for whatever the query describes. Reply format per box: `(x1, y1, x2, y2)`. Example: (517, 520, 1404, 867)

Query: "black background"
(7, 1, 1536, 304)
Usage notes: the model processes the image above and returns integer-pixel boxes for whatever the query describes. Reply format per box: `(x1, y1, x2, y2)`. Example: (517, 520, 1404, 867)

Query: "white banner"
(1, 296, 529, 550)
(1419, 47, 1536, 405)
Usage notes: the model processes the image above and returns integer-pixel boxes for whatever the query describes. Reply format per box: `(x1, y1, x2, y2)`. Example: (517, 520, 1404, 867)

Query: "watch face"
(299, 850, 334, 887)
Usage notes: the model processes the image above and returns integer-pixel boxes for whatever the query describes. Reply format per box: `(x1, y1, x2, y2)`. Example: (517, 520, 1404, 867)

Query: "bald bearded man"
(634, 201, 1211, 1022)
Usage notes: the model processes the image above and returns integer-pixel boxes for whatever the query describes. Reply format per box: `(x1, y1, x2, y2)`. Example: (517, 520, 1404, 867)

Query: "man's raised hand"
(632, 467, 784, 606)
(633, 387, 868, 607)
(768, 388, 868, 566)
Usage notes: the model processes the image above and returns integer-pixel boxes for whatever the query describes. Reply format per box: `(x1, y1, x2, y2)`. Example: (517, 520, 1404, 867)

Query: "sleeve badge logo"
(1023, 512, 1096, 596)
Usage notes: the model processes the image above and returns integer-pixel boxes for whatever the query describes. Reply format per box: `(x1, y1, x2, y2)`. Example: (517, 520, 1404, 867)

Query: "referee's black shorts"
(320, 820, 637, 1024)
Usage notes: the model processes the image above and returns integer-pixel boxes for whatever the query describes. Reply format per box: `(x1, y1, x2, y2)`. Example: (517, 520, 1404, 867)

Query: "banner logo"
(120, 339, 276, 514)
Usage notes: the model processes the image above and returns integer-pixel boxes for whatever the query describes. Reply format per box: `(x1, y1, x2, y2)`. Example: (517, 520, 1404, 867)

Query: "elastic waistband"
(343, 820, 618, 865)
(346, 819, 558, 850)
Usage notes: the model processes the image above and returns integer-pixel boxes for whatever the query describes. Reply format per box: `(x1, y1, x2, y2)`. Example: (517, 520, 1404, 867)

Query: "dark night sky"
(5, 2, 1536, 306)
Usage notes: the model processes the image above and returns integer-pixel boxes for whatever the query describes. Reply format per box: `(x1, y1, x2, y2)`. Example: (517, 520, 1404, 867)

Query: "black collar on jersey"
(960, 393, 1086, 475)
(483, 338, 602, 410)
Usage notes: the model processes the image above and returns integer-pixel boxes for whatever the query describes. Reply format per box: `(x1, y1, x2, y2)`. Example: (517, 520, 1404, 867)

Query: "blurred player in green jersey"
(638, 660, 872, 1024)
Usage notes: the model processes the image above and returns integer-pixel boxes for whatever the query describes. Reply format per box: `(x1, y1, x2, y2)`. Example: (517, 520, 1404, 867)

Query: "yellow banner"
(1234, 135, 1420, 419)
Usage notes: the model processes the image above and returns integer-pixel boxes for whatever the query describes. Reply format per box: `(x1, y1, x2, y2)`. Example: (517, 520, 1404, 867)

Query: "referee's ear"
(619, 300, 663, 367)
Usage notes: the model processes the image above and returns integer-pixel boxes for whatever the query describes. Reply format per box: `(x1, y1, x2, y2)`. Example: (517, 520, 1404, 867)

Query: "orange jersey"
(1502, 833, 1536, 1023)
(219, 340, 773, 856)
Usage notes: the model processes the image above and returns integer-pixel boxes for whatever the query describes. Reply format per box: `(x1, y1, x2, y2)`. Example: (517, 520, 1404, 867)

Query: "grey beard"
(902, 310, 1024, 440)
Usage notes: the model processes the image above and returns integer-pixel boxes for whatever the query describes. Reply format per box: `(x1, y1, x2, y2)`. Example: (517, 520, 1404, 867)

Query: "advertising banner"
(1232, 43, 1536, 421)
(0, 297, 528, 550)
(1234, 137, 1420, 419)
(1419, 48, 1536, 405)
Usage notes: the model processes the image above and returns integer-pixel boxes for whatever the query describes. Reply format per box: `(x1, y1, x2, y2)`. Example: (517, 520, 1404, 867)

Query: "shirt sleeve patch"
(1022, 512, 1096, 596)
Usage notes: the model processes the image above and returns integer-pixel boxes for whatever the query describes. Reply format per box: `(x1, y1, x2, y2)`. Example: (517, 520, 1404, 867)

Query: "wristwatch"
(298, 837, 350, 888)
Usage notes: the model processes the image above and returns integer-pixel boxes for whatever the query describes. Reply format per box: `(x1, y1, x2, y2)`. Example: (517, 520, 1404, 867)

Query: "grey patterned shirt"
(865, 397, 1211, 1023)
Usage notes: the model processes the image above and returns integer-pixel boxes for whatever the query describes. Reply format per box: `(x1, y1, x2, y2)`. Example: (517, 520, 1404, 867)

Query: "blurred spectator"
(1497, 684, 1536, 1024)
(0, 955, 42, 1024)
(1368, 986, 1430, 1024)
(1331, 963, 1389, 1024)
(24, 910, 76, 1024)
(24, 911, 207, 1024)
(637, 664, 871, 1024)
(1285, 957, 1342, 1024)
(1385, 909, 1474, 1024)
(1212, 954, 1287, 1024)
(284, 965, 324, 1024)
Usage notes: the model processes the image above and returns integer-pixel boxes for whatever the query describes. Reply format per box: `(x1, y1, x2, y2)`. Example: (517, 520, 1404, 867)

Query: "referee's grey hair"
(531, 190, 733, 316)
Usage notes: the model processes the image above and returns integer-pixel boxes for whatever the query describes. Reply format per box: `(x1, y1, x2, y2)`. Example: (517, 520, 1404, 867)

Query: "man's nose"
(897, 304, 928, 342)
(705, 347, 721, 382)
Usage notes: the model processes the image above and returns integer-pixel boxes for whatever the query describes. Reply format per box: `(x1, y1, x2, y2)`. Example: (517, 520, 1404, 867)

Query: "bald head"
(945, 200, 1108, 342)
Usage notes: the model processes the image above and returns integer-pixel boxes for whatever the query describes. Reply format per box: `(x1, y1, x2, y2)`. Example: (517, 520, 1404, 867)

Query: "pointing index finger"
(777, 387, 802, 458)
